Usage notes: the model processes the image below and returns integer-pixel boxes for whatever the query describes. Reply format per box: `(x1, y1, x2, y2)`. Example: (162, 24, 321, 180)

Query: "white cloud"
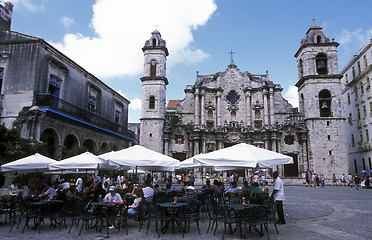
(52, 0, 217, 79)
(283, 85, 298, 108)
(129, 98, 142, 110)
(60, 16, 74, 28)
(9, 0, 44, 12)
(337, 28, 372, 59)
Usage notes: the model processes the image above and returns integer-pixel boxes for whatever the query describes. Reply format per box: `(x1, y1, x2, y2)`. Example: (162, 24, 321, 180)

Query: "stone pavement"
(0, 185, 371, 240)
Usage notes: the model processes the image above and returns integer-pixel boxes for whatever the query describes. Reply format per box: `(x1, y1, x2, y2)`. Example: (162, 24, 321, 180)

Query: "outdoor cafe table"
(90, 201, 122, 237)
(157, 202, 188, 234)
(30, 200, 64, 231)
(228, 203, 264, 238)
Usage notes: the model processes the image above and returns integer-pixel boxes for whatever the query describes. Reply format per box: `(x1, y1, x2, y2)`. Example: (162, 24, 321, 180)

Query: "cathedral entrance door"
(284, 153, 298, 177)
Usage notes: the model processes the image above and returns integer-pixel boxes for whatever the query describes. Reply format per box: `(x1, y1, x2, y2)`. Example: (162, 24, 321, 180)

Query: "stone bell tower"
(139, 30, 169, 153)
(295, 24, 349, 177)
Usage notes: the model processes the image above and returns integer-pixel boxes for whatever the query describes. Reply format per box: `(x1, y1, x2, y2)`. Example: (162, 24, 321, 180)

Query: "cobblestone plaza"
(0, 185, 370, 240)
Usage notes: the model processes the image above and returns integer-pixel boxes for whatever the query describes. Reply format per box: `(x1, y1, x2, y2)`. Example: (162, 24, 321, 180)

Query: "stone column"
(194, 139, 200, 155)
(200, 89, 205, 127)
(245, 91, 252, 126)
(194, 89, 200, 126)
(216, 91, 222, 126)
(263, 89, 268, 125)
(272, 137, 277, 152)
(164, 138, 169, 156)
(269, 88, 275, 125)
(202, 137, 206, 153)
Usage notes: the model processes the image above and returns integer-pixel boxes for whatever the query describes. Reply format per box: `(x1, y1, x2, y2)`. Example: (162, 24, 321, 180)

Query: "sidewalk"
(0, 186, 371, 239)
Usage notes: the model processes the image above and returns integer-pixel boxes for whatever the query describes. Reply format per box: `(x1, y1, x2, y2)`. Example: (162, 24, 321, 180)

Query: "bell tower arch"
(140, 30, 169, 153)
(294, 24, 349, 177)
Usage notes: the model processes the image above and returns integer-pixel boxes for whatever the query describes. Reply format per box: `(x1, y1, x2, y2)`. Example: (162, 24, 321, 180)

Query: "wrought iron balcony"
(36, 93, 135, 140)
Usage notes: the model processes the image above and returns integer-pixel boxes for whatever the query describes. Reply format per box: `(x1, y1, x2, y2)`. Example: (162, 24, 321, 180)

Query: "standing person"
(188, 172, 195, 186)
(219, 174, 224, 184)
(340, 174, 346, 187)
(332, 173, 338, 187)
(229, 172, 235, 187)
(305, 171, 311, 187)
(347, 173, 353, 187)
(354, 175, 360, 190)
(320, 174, 325, 187)
(270, 171, 286, 225)
(75, 176, 83, 192)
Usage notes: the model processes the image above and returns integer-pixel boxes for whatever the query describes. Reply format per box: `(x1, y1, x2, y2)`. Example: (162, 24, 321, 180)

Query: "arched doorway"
(40, 128, 60, 159)
(100, 142, 109, 154)
(82, 139, 97, 154)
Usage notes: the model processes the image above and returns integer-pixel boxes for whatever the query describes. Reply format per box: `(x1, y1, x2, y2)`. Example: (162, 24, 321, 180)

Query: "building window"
(329, 150, 332, 156)
(361, 83, 364, 95)
(347, 93, 351, 104)
(149, 96, 155, 109)
(328, 135, 331, 140)
(351, 134, 355, 147)
(352, 66, 356, 78)
(366, 129, 369, 142)
(367, 77, 371, 90)
(354, 86, 358, 99)
(316, 35, 322, 44)
(370, 102, 372, 115)
(357, 108, 361, 120)
(348, 113, 352, 125)
(150, 60, 156, 77)
(0, 67, 3, 92)
(152, 38, 157, 46)
(363, 158, 366, 170)
(284, 135, 295, 145)
(360, 134, 363, 143)
(354, 159, 357, 173)
(114, 101, 123, 124)
(345, 74, 348, 84)
(316, 53, 328, 74)
(175, 135, 184, 144)
(363, 105, 367, 118)
(357, 61, 361, 74)
(319, 89, 331, 117)
(88, 87, 98, 112)
(364, 55, 368, 68)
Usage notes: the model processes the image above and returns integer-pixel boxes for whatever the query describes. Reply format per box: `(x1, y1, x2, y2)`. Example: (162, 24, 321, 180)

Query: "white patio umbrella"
(179, 154, 205, 169)
(0, 153, 57, 173)
(99, 145, 180, 171)
(193, 143, 293, 168)
(48, 152, 121, 171)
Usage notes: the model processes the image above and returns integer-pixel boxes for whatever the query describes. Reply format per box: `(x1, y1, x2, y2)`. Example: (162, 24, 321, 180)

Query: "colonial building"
(140, 24, 350, 178)
(341, 39, 372, 173)
(0, 28, 135, 159)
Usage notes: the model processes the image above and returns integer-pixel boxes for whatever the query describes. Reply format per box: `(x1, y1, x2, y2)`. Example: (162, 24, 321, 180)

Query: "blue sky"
(8, 0, 372, 122)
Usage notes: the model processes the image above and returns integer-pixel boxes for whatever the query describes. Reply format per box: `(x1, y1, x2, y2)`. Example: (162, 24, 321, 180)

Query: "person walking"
(271, 171, 286, 224)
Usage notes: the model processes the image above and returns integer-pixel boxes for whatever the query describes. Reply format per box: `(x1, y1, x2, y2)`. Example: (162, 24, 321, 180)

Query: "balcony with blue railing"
(36, 93, 135, 140)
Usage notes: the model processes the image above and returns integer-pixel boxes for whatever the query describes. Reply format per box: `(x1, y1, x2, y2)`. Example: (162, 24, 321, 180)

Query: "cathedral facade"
(140, 25, 349, 178)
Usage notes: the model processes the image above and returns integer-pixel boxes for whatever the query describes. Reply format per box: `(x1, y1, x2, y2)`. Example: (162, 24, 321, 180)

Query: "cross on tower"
(311, 18, 317, 24)
(228, 50, 235, 63)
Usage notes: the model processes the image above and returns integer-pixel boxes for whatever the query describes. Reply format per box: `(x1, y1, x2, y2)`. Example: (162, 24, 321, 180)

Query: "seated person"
(262, 180, 269, 193)
(103, 186, 123, 203)
(9, 181, 19, 196)
(225, 182, 239, 195)
(183, 181, 196, 192)
(66, 185, 78, 200)
(240, 181, 251, 198)
(202, 180, 213, 191)
(250, 182, 264, 199)
(40, 182, 57, 200)
(128, 188, 143, 215)
(164, 183, 176, 197)
(23, 182, 37, 199)
(141, 181, 155, 199)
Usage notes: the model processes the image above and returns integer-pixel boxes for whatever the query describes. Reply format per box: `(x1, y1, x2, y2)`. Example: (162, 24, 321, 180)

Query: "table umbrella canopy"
(48, 152, 120, 171)
(0, 153, 57, 173)
(99, 145, 180, 171)
(179, 155, 205, 169)
(193, 143, 293, 168)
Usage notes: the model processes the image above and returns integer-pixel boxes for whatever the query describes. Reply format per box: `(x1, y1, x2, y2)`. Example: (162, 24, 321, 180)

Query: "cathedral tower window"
(316, 35, 322, 43)
(319, 89, 331, 117)
(351, 134, 355, 147)
(316, 53, 328, 74)
(152, 38, 157, 46)
(150, 60, 157, 77)
(149, 96, 155, 109)
(299, 59, 303, 78)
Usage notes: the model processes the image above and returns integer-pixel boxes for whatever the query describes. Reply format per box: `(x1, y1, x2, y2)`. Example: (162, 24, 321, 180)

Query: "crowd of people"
(305, 171, 372, 190)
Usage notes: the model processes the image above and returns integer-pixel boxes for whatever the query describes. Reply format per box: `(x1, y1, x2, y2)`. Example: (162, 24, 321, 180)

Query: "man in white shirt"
(43, 183, 57, 200)
(103, 186, 123, 203)
(271, 171, 286, 224)
(142, 181, 155, 199)
(75, 177, 83, 192)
